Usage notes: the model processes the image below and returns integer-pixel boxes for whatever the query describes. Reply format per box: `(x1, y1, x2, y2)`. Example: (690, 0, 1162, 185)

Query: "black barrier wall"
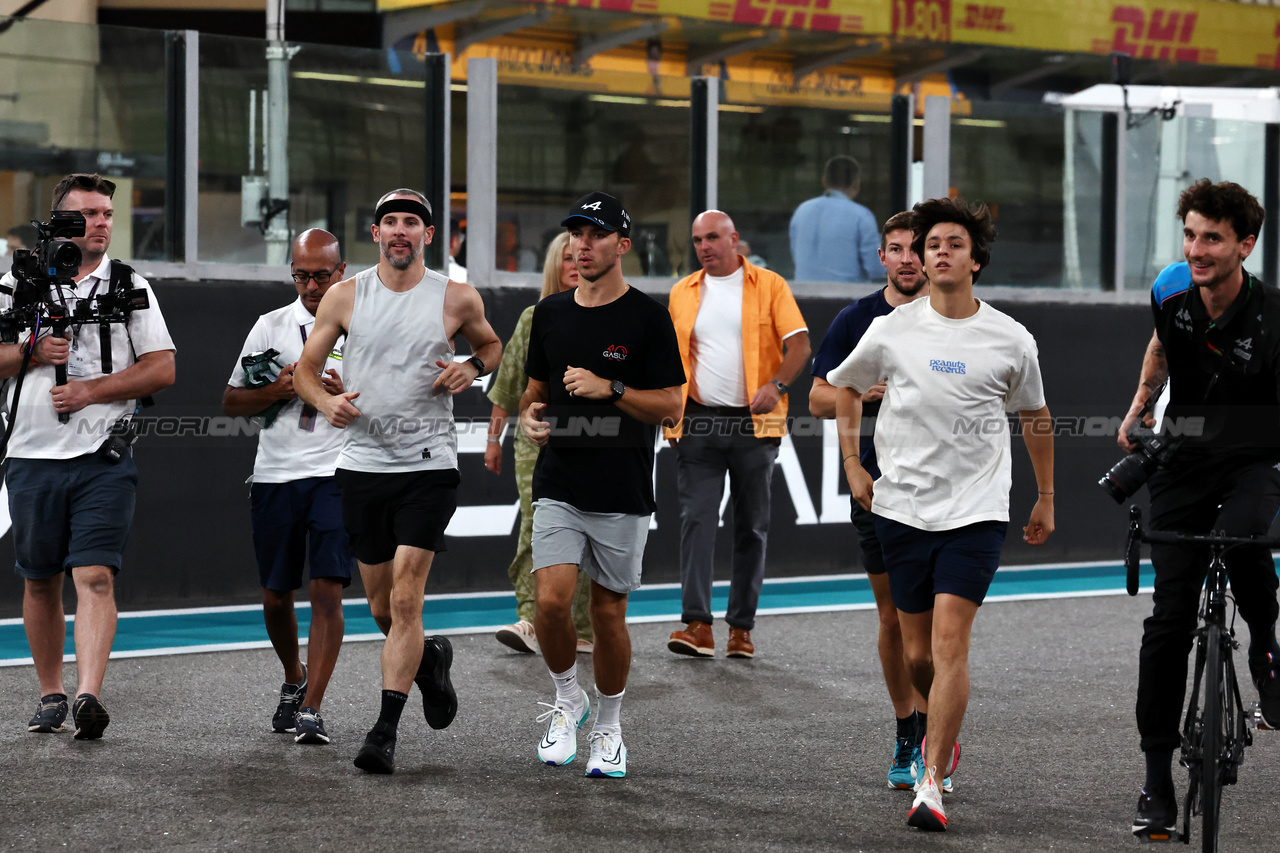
(0, 281, 1153, 617)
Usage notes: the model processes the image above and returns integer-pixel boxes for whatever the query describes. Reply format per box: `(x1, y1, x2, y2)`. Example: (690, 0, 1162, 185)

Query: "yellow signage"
(380, 0, 1280, 69)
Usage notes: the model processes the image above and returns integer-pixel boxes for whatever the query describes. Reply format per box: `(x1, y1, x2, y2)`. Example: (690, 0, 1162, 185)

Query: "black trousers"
(1136, 454, 1280, 753)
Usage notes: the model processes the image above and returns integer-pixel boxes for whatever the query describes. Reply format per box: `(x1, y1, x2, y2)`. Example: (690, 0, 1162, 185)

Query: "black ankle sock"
(896, 714, 915, 740)
(914, 711, 928, 746)
(377, 690, 408, 731)
(1144, 750, 1175, 797)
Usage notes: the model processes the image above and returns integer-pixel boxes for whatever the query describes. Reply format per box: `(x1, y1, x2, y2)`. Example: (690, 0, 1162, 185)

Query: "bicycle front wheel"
(1201, 626, 1223, 853)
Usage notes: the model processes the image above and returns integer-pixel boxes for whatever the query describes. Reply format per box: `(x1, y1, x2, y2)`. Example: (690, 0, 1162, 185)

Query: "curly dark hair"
(1176, 179, 1264, 242)
(880, 210, 914, 251)
(910, 197, 996, 283)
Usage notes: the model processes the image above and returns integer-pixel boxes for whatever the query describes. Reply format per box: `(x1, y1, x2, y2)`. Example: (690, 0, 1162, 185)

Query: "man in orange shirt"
(665, 210, 810, 658)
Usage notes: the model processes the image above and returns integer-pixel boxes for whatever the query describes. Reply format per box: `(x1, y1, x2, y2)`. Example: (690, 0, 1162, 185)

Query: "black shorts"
(334, 468, 460, 565)
(850, 500, 886, 575)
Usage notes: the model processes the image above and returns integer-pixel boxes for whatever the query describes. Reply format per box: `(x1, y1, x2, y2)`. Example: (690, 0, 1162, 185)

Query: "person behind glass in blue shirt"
(789, 155, 884, 282)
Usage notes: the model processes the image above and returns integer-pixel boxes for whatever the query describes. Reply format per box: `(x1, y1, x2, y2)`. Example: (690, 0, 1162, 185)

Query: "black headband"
(374, 198, 432, 228)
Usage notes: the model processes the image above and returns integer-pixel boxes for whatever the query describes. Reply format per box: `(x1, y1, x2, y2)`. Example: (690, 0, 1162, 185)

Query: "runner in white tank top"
(295, 188, 502, 775)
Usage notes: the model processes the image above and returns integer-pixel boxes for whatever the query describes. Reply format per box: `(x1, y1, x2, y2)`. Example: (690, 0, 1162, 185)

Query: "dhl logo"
(1101, 6, 1209, 63)
(723, 0, 860, 33)
(960, 4, 1011, 34)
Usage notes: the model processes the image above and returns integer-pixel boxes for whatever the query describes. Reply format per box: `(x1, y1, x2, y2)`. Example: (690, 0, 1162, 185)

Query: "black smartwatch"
(465, 355, 486, 376)
(772, 380, 788, 395)
(609, 380, 626, 402)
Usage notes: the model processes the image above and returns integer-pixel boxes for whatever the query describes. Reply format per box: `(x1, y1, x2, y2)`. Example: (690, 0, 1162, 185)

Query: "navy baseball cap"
(561, 191, 632, 238)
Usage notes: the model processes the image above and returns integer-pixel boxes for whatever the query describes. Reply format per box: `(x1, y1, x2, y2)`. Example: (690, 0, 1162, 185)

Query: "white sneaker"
(584, 728, 627, 778)
(911, 752, 954, 792)
(907, 767, 947, 831)
(536, 694, 589, 765)
(496, 620, 539, 654)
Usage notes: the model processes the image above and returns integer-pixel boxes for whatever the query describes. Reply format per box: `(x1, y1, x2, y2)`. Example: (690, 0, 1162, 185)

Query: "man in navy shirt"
(809, 211, 936, 790)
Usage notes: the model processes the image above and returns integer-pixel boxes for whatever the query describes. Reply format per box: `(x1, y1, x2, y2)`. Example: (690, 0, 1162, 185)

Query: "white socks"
(550, 663, 583, 712)
(595, 687, 624, 733)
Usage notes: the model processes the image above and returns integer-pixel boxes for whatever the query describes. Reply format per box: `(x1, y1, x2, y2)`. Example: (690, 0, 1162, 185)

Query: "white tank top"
(336, 265, 458, 472)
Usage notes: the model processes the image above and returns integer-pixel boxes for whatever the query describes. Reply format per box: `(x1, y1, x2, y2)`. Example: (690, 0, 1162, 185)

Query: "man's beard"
(889, 271, 925, 298)
(381, 241, 423, 271)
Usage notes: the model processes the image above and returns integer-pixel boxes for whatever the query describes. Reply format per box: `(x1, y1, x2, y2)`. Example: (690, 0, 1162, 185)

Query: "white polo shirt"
(227, 297, 345, 484)
(0, 255, 175, 459)
(826, 297, 1046, 531)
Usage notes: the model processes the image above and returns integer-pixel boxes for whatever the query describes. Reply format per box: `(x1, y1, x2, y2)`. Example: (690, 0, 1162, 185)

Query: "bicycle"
(1124, 505, 1278, 851)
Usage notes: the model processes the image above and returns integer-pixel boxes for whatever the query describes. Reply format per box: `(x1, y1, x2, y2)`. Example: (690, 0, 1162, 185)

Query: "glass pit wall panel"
(949, 101, 1066, 288)
(494, 73, 692, 280)
(0, 20, 169, 261)
(198, 32, 430, 267)
(719, 102, 893, 283)
(1124, 115, 1267, 291)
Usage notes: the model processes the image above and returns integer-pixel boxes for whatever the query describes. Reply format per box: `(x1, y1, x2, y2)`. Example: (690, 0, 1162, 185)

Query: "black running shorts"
(334, 468, 460, 564)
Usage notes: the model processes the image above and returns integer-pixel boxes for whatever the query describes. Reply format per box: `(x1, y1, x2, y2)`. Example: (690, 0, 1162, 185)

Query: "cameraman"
(0, 173, 175, 740)
(1122, 180, 1280, 839)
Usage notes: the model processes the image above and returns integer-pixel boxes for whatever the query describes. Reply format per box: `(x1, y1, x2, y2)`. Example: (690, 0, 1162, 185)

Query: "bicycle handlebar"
(1123, 505, 1280, 596)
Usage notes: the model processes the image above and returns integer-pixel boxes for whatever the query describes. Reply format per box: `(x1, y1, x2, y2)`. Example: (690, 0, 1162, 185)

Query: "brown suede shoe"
(726, 628, 754, 659)
(667, 620, 714, 657)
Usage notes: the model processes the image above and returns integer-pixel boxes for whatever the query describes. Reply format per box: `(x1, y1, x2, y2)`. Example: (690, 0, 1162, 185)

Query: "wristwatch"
(772, 380, 788, 395)
(466, 355, 485, 376)
(609, 380, 626, 402)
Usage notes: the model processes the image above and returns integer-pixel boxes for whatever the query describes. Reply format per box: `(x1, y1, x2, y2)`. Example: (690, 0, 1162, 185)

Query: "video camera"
(0, 210, 150, 426)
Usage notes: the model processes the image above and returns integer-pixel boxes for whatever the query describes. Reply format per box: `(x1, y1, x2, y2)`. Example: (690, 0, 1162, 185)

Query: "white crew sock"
(594, 687, 624, 733)
(550, 663, 583, 712)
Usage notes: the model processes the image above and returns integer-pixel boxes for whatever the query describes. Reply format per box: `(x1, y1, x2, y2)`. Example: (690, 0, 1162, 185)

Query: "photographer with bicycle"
(1120, 180, 1280, 839)
(0, 173, 175, 740)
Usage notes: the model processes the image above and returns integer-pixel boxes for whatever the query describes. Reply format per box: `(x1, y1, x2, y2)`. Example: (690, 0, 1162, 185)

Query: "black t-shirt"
(525, 285, 686, 514)
(1153, 267, 1280, 460)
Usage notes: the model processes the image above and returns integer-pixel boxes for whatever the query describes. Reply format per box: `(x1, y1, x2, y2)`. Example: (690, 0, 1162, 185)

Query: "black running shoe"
(415, 636, 457, 730)
(293, 707, 330, 745)
(27, 694, 69, 733)
(271, 665, 308, 733)
(71, 694, 110, 740)
(1132, 787, 1178, 842)
(353, 724, 396, 774)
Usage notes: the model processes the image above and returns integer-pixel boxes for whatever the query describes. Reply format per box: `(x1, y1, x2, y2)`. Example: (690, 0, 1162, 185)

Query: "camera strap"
(107, 260, 153, 409)
(0, 338, 37, 467)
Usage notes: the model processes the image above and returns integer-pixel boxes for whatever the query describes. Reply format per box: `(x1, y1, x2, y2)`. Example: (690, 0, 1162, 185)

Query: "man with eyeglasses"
(223, 228, 351, 745)
(0, 173, 176, 740)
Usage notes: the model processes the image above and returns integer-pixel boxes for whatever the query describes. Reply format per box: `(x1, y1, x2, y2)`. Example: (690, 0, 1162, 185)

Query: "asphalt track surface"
(1, 594, 1277, 853)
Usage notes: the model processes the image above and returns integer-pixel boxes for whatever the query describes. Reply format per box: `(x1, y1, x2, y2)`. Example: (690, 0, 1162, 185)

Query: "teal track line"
(0, 560, 1158, 666)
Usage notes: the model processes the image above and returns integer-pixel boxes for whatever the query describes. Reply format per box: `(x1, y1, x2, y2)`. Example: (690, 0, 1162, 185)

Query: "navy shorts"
(851, 500, 886, 575)
(250, 477, 354, 591)
(334, 468, 460, 565)
(5, 452, 138, 579)
(874, 516, 1008, 613)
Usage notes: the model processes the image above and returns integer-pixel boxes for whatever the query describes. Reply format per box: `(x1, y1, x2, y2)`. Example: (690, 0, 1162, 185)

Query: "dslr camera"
(1099, 431, 1182, 503)
(0, 211, 85, 343)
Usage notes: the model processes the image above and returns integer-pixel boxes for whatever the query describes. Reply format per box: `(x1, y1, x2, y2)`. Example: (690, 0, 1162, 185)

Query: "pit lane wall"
(0, 279, 1153, 615)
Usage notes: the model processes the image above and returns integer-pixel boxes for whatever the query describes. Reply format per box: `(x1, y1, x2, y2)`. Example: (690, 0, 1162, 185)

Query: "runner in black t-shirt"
(519, 192, 685, 778)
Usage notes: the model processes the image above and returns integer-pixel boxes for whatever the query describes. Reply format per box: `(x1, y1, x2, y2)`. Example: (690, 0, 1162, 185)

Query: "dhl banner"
(379, 0, 1280, 70)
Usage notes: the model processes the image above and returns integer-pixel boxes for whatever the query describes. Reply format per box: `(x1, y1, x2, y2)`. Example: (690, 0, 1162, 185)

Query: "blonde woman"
(485, 233, 593, 653)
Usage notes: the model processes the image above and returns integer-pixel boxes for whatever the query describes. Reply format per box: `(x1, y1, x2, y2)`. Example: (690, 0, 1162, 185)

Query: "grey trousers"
(675, 414, 779, 630)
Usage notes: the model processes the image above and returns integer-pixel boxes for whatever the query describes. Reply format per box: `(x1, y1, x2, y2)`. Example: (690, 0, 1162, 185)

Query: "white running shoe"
(907, 766, 947, 831)
(536, 694, 589, 765)
(496, 620, 540, 654)
(911, 752, 954, 793)
(584, 728, 627, 778)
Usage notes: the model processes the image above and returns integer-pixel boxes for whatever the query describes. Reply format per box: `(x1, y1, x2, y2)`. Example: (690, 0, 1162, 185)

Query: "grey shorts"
(531, 498, 649, 594)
